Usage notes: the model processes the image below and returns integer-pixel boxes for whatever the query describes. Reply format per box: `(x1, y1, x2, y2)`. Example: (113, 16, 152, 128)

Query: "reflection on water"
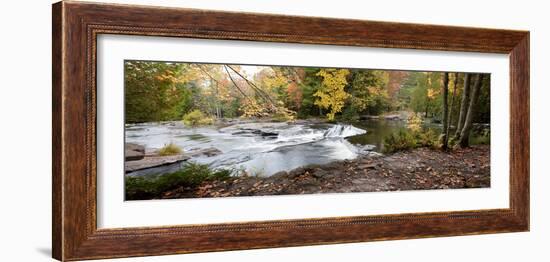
(347, 119, 486, 152)
(346, 119, 408, 152)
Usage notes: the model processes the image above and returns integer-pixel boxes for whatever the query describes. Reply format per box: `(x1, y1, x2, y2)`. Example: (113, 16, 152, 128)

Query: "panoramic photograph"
(124, 60, 491, 200)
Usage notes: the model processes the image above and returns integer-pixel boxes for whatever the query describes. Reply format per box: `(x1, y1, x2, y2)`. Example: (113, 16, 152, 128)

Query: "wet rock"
(125, 154, 190, 176)
(188, 147, 222, 157)
(125, 143, 145, 161)
(270, 171, 288, 178)
(260, 131, 279, 138)
(384, 114, 401, 120)
(359, 115, 380, 120)
(357, 163, 378, 170)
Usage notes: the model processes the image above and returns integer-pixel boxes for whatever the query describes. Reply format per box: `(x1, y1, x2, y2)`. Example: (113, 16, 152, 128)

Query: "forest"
(125, 61, 489, 148)
(124, 60, 491, 200)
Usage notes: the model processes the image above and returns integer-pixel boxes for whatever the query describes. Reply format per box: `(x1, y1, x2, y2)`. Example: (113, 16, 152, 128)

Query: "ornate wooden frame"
(52, 1, 529, 261)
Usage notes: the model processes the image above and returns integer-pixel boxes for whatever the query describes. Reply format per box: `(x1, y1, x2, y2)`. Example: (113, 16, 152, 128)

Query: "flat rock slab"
(124, 147, 222, 177)
(125, 155, 190, 173)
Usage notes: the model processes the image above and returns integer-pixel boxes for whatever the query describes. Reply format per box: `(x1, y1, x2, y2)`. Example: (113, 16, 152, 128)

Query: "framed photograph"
(52, 1, 529, 261)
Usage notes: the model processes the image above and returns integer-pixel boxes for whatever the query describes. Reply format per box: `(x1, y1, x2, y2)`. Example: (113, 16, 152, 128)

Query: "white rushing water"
(126, 121, 368, 176)
(323, 124, 367, 138)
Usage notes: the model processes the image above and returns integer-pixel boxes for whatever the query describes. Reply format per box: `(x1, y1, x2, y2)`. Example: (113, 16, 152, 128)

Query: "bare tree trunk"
(222, 66, 253, 103)
(454, 73, 471, 140)
(447, 73, 459, 137)
(458, 74, 484, 147)
(441, 72, 450, 150)
(226, 65, 278, 109)
(425, 104, 429, 118)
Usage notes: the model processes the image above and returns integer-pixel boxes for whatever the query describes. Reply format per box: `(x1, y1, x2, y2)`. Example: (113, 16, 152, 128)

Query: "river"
(125, 119, 467, 176)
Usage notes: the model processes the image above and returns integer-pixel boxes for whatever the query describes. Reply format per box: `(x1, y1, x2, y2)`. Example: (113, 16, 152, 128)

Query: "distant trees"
(405, 72, 441, 118)
(124, 61, 489, 149)
(124, 61, 197, 123)
(125, 61, 402, 123)
(347, 70, 390, 117)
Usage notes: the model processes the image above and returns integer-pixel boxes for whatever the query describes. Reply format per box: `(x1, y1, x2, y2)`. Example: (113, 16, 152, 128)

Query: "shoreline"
(133, 145, 490, 200)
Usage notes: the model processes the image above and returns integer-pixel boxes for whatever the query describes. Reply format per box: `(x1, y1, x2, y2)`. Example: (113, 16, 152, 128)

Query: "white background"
(0, 0, 547, 261)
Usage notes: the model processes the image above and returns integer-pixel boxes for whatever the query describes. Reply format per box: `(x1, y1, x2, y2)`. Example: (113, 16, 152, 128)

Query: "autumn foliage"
(125, 60, 490, 144)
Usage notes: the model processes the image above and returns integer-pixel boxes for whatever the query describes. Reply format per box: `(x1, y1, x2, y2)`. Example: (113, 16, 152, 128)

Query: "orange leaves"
(286, 82, 303, 110)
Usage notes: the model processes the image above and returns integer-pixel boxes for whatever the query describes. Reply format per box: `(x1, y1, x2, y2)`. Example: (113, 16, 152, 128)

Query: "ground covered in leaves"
(158, 145, 490, 199)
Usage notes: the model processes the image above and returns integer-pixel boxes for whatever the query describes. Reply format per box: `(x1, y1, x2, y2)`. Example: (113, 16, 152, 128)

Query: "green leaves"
(125, 163, 232, 200)
(125, 61, 195, 123)
(182, 110, 214, 126)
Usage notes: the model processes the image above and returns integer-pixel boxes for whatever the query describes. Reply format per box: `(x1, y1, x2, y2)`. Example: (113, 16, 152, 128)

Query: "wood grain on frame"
(52, 1, 529, 261)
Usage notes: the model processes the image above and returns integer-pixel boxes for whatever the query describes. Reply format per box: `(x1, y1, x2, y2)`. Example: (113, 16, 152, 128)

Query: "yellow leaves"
(263, 73, 288, 90)
(314, 69, 350, 121)
(448, 73, 458, 95)
(367, 86, 389, 99)
(425, 71, 441, 99)
(216, 84, 233, 102)
(407, 113, 423, 132)
(374, 70, 390, 87)
(427, 88, 439, 99)
(240, 99, 269, 118)
(350, 96, 368, 111)
(239, 99, 296, 121)
(155, 67, 200, 91)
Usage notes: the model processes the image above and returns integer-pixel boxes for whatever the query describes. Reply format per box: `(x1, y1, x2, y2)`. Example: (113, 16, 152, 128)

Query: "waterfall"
(323, 124, 366, 138)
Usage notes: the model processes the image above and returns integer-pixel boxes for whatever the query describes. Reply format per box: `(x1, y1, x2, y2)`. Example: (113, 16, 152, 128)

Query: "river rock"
(125, 143, 145, 161)
(260, 131, 278, 138)
(125, 154, 190, 175)
(358, 163, 378, 170)
(359, 115, 380, 120)
(384, 114, 401, 120)
(188, 147, 222, 157)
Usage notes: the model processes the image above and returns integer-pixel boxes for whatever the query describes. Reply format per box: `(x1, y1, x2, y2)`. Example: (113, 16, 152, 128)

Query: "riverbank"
(146, 145, 489, 200)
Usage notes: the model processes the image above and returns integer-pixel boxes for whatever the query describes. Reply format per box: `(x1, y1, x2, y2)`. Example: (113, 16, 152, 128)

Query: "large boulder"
(125, 143, 145, 161)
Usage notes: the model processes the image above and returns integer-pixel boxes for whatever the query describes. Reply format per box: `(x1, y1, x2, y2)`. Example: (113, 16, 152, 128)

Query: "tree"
(407, 72, 441, 118)
(124, 61, 197, 123)
(298, 68, 323, 117)
(447, 73, 459, 137)
(441, 72, 450, 150)
(454, 73, 471, 139)
(402, 72, 425, 113)
(345, 70, 390, 116)
(385, 71, 409, 108)
(314, 69, 350, 121)
(458, 74, 484, 147)
(286, 82, 303, 111)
